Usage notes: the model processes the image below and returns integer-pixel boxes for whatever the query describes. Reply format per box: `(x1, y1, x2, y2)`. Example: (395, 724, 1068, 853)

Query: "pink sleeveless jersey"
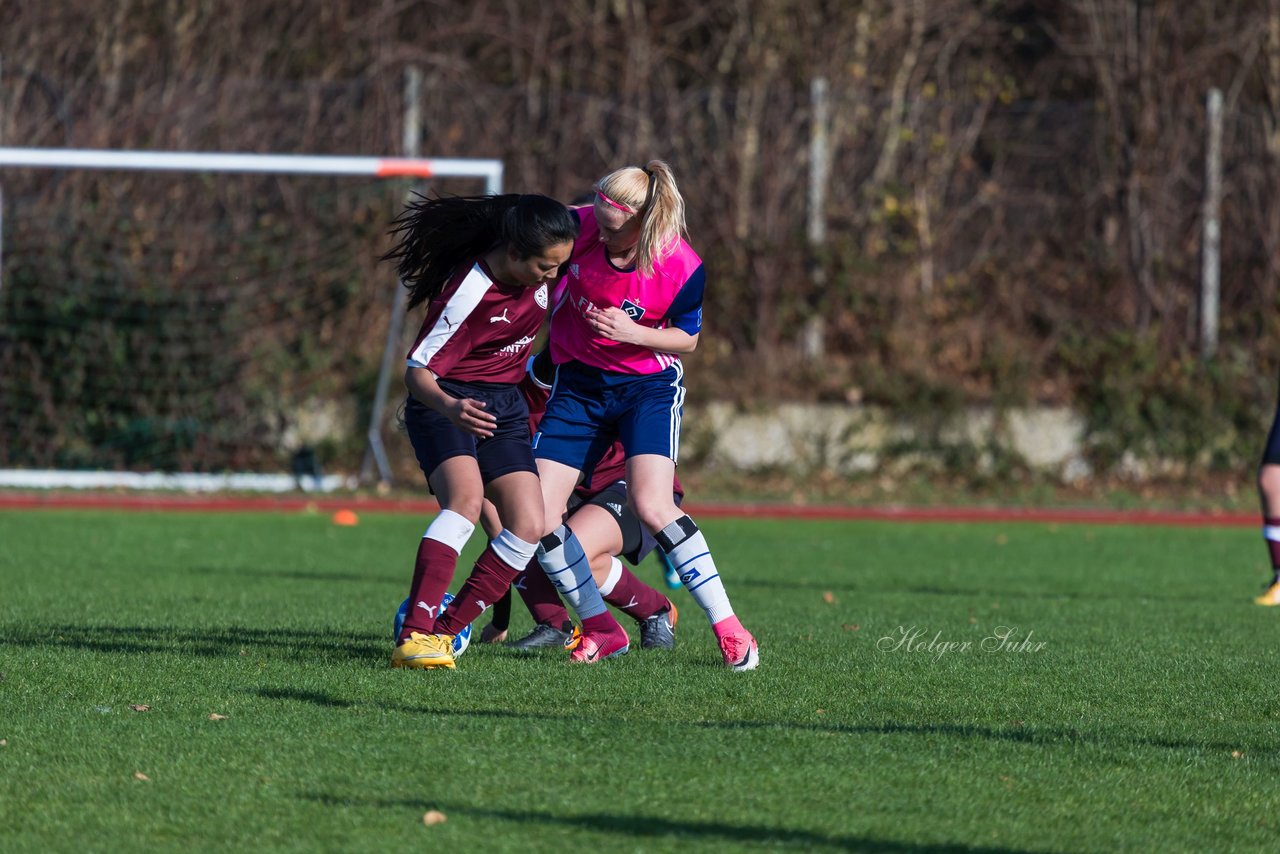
(405, 259, 549, 384)
(549, 207, 705, 375)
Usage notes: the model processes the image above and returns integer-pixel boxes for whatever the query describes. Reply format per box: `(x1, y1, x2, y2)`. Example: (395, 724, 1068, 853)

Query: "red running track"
(0, 491, 1257, 528)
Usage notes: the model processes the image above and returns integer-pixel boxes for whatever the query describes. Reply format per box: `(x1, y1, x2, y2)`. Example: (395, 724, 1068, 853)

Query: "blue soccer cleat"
(657, 550, 681, 590)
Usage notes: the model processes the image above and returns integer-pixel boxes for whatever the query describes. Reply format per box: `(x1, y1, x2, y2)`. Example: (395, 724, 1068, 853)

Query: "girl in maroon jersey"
(384, 193, 577, 670)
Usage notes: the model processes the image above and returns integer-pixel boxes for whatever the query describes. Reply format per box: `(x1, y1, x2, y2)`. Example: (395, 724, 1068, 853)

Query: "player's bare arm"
(404, 365, 497, 438)
(584, 306, 698, 353)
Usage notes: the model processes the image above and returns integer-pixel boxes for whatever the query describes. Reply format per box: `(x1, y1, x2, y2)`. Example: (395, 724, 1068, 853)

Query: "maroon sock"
(581, 611, 622, 634)
(435, 545, 522, 635)
(604, 565, 670, 621)
(398, 538, 460, 641)
(1267, 518, 1280, 581)
(513, 558, 573, 630)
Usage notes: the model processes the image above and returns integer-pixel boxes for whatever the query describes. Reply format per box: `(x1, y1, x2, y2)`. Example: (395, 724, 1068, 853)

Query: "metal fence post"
(361, 66, 424, 488)
(1201, 87, 1223, 360)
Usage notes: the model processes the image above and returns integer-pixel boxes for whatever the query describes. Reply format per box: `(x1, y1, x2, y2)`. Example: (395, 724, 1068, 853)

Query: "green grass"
(1, 509, 1278, 852)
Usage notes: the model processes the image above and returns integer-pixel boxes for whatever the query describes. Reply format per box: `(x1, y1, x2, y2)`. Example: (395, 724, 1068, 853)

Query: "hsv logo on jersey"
(620, 299, 646, 322)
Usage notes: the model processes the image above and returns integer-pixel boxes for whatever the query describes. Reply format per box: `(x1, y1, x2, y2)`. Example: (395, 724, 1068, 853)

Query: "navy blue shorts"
(403, 380, 536, 486)
(1265, 402, 1280, 466)
(567, 480, 683, 565)
(533, 360, 685, 476)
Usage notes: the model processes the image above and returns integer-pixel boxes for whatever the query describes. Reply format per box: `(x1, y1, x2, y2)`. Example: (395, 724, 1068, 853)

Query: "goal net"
(0, 148, 501, 490)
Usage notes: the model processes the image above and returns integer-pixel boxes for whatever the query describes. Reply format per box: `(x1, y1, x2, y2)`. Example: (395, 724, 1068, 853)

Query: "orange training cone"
(332, 509, 359, 526)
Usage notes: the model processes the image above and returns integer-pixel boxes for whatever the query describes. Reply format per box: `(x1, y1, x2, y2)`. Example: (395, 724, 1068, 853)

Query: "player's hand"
(445, 396, 497, 438)
(586, 306, 643, 344)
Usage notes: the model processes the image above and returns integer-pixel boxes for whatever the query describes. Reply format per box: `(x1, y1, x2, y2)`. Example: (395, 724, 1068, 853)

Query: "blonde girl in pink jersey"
(532, 161, 759, 670)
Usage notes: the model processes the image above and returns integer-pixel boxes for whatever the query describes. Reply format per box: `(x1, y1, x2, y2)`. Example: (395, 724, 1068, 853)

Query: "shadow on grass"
(190, 564, 399, 584)
(0, 624, 384, 661)
(299, 793, 1044, 853)
(736, 576, 1216, 603)
(254, 687, 1272, 756)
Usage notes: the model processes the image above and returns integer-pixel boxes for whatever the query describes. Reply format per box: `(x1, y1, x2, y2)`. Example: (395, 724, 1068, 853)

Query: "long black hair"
(383, 193, 578, 311)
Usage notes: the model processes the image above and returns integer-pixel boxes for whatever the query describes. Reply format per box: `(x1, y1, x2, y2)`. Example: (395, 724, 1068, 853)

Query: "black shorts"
(567, 480, 682, 566)
(403, 380, 535, 486)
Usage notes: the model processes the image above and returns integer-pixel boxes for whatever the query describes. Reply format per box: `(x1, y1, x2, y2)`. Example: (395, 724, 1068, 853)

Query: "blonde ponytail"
(593, 159, 687, 276)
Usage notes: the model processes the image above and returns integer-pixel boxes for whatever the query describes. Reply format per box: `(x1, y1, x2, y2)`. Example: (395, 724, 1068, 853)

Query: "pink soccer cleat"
(569, 622, 630, 663)
(713, 616, 759, 672)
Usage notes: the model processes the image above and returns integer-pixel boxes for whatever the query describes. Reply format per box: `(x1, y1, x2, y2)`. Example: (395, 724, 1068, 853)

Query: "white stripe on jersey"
(406, 264, 492, 369)
(655, 351, 681, 370)
(668, 360, 685, 463)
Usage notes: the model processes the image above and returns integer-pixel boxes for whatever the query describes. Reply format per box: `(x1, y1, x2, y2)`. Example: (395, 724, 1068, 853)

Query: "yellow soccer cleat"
(391, 632, 457, 669)
(1255, 582, 1280, 606)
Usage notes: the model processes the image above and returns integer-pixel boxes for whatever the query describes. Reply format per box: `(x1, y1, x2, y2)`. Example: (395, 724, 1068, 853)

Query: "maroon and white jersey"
(405, 259, 550, 384)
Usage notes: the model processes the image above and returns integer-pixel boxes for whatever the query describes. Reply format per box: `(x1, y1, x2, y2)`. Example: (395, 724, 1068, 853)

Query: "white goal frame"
(0, 146, 504, 491)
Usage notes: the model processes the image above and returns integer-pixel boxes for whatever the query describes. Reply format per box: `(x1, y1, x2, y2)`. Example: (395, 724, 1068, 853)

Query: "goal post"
(0, 146, 503, 491)
(0, 147, 503, 187)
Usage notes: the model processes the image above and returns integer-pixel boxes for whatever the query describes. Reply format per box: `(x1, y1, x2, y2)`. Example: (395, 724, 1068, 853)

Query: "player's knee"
(1260, 464, 1280, 502)
(505, 516, 543, 546)
(630, 496, 679, 534)
(443, 495, 484, 523)
(541, 508, 567, 537)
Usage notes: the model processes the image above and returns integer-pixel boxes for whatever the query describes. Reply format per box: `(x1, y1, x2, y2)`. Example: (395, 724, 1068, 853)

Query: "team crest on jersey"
(535, 284, 548, 309)
(620, 299, 646, 322)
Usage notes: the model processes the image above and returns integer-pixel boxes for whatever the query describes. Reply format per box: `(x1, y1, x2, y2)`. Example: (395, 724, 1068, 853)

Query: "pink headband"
(595, 190, 635, 214)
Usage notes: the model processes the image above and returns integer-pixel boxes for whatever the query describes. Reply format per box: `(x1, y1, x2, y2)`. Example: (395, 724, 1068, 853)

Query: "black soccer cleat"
(507, 622, 575, 651)
(638, 602, 678, 650)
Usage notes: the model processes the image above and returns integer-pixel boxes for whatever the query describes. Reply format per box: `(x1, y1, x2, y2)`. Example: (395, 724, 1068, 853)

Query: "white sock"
(657, 515, 734, 625)
(425, 508, 475, 554)
(537, 525, 607, 620)
(490, 529, 538, 571)
(598, 556, 624, 596)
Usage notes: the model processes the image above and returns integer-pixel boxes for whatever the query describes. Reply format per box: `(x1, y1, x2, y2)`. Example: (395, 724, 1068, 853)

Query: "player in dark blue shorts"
(532, 161, 758, 670)
(486, 349, 680, 650)
(1256, 386, 1280, 605)
(383, 193, 578, 670)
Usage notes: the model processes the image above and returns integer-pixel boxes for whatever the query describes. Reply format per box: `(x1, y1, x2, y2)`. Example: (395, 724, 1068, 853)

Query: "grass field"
(1, 508, 1278, 852)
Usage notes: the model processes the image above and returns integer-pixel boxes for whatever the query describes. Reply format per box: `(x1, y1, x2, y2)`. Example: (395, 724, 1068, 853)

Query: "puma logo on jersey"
(490, 308, 511, 324)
